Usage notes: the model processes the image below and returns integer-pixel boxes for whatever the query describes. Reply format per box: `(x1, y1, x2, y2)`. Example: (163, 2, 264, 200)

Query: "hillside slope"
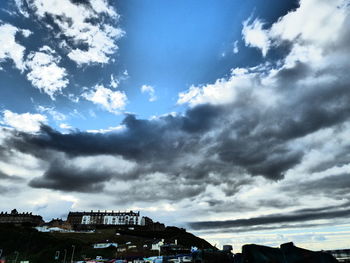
(0, 225, 213, 262)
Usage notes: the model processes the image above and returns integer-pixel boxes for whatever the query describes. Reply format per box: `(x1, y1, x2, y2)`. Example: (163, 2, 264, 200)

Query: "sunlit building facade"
(67, 210, 153, 226)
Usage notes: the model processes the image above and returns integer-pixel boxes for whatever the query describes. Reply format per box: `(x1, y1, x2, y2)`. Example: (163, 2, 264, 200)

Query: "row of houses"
(0, 209, 44, 226)
(67, 210, 153, 227)
(0, 209, 165, 231)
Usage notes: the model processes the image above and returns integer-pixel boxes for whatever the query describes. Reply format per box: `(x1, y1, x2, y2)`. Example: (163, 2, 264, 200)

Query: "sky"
(0, 0, 350, 252)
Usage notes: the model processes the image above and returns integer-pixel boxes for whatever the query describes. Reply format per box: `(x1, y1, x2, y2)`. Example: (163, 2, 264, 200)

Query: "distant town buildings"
(0, 209, 44, 226)
(93, 242, 118, 249)
(67, 210, 153, 226)
(63, 209, 165, 231)
(151, 239, 165, 251)
(0, 208, 165, 231)
(325, 249, 350, 262)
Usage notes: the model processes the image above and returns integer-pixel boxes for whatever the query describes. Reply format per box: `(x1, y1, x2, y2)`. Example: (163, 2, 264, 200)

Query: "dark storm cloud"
(0, 142, 12, 162)
(182, 104, 224, 133)
(69, 0, 90, 6)
(216, 137, 302, 180)
(264, 81, 350, 141)
(5, 100, 303, 189)
(0, 144, 7, 157)
(110, 181, 206, 204)
(7, 104, 222, 161)
(257, 198, 299, 209)
(28, 157, 114, 192)
(188, 204, 350, 230)
(282, 173, 350, 198)
(195, 223, 326, 234)
(4, 65, 350, 193)
(274, 61, 311, 83)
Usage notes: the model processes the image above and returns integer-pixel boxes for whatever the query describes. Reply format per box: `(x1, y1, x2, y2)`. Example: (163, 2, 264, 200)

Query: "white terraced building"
(67, 210, 153, 226)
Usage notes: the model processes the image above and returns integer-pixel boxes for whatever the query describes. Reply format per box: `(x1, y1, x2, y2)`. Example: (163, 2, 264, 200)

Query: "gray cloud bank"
(189, 202, 350, 231)
(5, 51, 350, 195)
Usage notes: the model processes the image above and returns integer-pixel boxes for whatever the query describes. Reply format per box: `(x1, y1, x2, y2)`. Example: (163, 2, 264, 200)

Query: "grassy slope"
(0, 225, 213, 262)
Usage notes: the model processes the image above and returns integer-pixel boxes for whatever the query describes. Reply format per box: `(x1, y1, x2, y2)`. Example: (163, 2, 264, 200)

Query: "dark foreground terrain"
(0, 225, 345, 263)
(0, 225, 213, 262)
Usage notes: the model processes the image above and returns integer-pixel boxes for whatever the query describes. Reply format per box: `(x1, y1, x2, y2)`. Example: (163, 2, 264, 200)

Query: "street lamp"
(14, 251, 19, 263)
(63, 249, 67, 263)
(70, 245, 75, 263)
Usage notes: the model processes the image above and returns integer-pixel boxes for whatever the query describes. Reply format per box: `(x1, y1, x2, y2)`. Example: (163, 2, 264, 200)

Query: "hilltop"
(0, 224, 213, 262)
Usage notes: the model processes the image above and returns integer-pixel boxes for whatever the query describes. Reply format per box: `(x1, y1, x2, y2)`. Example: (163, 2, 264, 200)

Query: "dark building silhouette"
(0, 209, 44, 226)
(324, 249, 350, 262)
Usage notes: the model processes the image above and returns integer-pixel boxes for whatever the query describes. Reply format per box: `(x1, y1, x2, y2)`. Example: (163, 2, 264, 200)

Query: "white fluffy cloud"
(2, 110, 47, 133)
(25, 46, 69, 99)
(14, 0, 29, 17)
(242, 0, 347, 58)
(269, 0, 347, 47)
(3, 0, 123, 100)
(233, 40, 239, 54)
(86, 125, 125, 134)
(110, 74, 119, 89)
(141, 85, 157, 102)
(242, 18, 270, 57)
(89, 0, 117, 17)
(27, 0, 124, 66)
(0, 23, 31, 71)
(59, 123, 73, 130)
(178, 68, 256, 107)
(0, 24, 69, 99)
(83, 84, 127, 113)
(179, 0, 349, 108)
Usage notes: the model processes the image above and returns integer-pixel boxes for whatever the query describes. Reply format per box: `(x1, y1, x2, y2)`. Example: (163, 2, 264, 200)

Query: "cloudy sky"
(1, 0, 350, 252)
